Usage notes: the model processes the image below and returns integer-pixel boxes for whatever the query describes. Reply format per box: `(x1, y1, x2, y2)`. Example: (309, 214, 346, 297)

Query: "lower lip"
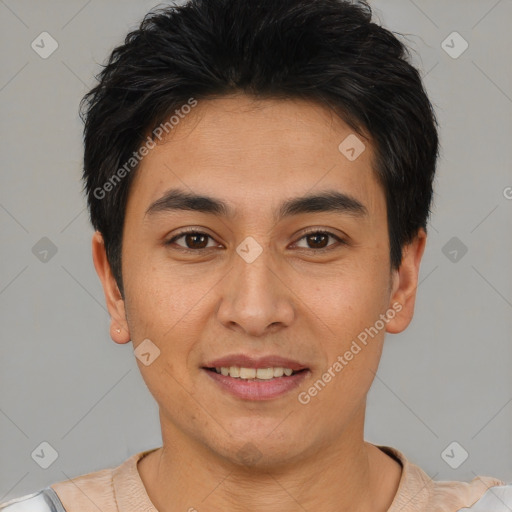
(203, 369, 309, 401)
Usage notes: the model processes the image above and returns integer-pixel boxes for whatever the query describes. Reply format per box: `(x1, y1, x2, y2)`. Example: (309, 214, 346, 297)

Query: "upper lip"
(203, 354, 309, 371)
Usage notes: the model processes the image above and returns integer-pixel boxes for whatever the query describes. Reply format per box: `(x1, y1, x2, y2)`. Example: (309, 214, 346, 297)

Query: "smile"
(203, 367, 309, 400)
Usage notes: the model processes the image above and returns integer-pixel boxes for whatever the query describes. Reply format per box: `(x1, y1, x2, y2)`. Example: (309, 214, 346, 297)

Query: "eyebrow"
(145, 187, 368, 221)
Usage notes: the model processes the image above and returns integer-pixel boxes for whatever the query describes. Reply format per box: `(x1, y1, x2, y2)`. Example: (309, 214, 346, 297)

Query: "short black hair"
(81, 0, 439, 297)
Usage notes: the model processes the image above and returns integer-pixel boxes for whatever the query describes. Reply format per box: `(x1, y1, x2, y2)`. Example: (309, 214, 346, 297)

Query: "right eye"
(165, 230, 221, 252)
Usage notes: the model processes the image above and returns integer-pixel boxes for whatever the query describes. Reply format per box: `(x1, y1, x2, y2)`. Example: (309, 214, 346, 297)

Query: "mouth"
(203, 366, 307, 379)
(201, 364, 310, 401)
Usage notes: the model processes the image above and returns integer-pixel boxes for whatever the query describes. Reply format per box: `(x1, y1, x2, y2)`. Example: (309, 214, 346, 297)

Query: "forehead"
(127, 94, 383, 221)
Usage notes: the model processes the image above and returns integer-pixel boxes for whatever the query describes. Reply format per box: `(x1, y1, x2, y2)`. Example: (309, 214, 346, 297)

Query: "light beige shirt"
(3, 444, 508, 511)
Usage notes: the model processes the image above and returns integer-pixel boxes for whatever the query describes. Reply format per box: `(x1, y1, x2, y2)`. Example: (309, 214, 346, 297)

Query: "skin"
(92, 93, 426, 512)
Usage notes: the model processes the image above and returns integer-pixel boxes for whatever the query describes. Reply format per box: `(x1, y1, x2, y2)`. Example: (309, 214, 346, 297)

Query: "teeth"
(240, 367, 256, 379)
(255, 368, 273, 380)
(213, 366, 298, 379)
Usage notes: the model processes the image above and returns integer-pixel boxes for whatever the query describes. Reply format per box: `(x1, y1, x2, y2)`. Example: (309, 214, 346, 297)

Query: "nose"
(215, 247, 295, 337)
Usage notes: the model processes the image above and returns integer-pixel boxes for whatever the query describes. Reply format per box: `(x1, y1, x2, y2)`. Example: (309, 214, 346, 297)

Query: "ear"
(385, 227, 427, 334)
(91, 231, 131, 344)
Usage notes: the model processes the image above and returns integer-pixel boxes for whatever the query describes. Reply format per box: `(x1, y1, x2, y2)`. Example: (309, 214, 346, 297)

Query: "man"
(2, 0, 510, 510)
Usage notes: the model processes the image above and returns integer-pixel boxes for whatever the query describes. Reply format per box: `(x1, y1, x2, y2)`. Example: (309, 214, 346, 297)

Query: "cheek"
(300, 255, 390, 386)
(304, 259, 390, 330)
(122, 257, 218, 373)
(122, 251, 196, 332)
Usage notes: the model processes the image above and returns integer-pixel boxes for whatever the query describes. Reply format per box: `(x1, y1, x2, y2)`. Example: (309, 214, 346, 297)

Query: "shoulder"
(0, 487, 65, 511)
(456, 482, 512, 511)
(0, 450, 155, 512)
(0, 463, 117, 512)
(423, 475, 509, 511)
(376, 444, 511, 512)
(49, 464, 116, 510)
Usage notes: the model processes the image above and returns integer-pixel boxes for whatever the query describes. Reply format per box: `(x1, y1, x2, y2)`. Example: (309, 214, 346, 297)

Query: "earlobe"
(110, 323, 130, 344)
(385, 228, 427, 334)
(91, 231, 131, 344)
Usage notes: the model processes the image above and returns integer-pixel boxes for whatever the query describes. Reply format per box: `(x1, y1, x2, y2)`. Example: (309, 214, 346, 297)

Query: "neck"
(138, 406, 402, 512)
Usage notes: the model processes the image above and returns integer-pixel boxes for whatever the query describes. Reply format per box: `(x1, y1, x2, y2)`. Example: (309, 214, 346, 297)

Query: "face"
(93, 93, 425, 468)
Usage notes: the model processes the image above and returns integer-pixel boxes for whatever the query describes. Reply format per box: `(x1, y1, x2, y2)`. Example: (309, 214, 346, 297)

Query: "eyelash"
(165, 228, 347, 254)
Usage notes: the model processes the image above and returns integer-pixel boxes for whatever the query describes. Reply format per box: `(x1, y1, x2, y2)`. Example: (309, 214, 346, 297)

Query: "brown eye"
(305, 232, 329, 249)
(167, 231, 216, 250)
(183, 233, 209, 249)
(293, 230, 346, 251)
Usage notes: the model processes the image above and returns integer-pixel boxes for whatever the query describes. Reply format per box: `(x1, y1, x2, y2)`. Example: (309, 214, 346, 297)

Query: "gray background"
(1, 0, 511, 502)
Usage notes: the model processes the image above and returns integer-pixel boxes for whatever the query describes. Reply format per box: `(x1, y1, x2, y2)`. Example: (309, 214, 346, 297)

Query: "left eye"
(293, 230, 345, 251)
(166, 230, 345, 252)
